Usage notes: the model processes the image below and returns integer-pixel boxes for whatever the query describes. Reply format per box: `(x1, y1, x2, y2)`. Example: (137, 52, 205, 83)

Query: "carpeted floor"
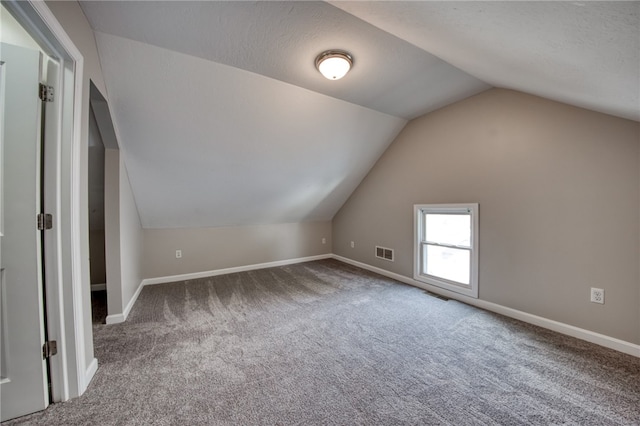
(5, 259, 640, 425)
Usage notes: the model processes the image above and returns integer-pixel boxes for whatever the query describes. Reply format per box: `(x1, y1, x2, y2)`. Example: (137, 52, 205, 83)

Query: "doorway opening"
(88, 94, 107, 325)
(88, 81, 121, 329)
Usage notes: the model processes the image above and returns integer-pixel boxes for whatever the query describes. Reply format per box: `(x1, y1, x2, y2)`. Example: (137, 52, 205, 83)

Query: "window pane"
(424, 244, 470, 285)
(425, 213, 470, 247)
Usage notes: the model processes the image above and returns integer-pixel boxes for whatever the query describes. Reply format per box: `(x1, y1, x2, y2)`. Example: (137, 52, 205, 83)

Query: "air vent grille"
(424, 291, 449, 301)
(375, 246, 394, 262)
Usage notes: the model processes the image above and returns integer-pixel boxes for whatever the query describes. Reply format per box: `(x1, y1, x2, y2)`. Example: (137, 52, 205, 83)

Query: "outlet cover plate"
(590, 287, 604, 304)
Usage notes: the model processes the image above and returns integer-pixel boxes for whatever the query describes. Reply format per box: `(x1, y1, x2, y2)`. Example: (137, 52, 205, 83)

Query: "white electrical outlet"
(322, 237, 326, 244)
(175, 249, 182, 259)
(590, 287, 604, 304)
(350, 241, 355, 248)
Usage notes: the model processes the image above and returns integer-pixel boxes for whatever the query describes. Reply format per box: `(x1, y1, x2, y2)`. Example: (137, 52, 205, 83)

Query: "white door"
(0, 42, 50, 422)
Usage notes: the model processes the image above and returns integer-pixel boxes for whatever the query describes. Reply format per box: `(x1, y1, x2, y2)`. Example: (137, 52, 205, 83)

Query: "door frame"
(2, 0, 92, 401)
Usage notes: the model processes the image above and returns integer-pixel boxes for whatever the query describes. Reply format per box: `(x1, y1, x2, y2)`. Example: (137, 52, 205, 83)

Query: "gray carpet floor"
(5, 259, 640, 425)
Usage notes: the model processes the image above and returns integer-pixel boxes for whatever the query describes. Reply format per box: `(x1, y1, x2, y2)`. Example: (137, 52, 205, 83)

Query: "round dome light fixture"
(315, 50, 353, 80)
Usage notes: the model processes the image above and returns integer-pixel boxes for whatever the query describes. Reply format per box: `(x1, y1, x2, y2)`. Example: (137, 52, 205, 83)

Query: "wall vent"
(375, 246, 394, 262)
(424, 291, 449, 301)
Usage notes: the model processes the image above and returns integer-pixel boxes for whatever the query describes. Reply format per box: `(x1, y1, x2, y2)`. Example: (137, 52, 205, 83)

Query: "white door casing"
(3, 0, 96, 406)
(42, 49, 67, 404)
(0, 42, 49, 422)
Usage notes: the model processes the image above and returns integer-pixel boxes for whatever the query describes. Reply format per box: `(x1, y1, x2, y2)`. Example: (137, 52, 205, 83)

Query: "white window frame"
(414, 203, 479, 298)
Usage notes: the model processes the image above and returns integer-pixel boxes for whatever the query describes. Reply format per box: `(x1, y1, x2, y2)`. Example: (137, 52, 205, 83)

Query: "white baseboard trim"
(91, 283, 106, 292)
(105, 280, 145, 325)
(141, 254, 333, 286)
(332, 254, 640, 358)
(105, 313, 124, 325)
(83, 357, 98, 391)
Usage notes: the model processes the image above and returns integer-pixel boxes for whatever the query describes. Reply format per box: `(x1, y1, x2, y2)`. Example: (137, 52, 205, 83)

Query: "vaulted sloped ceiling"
(332, 1, 640, 122)
(94, 32, 408, 228)
(79, 1, 639, 229)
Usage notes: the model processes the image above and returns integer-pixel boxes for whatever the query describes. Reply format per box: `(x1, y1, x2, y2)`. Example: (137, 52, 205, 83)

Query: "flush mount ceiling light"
(315, 50, 353, 80)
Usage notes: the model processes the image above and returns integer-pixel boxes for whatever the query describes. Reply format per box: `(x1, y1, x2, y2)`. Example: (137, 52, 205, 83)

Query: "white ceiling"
(93, 32, 406, 228)
(80, 1, 488, 119)
(79, 1, 640, 229)
(332, 0, 640, 122)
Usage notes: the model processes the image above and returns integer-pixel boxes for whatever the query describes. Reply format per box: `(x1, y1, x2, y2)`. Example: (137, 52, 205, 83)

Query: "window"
(414, 204, 478, 298)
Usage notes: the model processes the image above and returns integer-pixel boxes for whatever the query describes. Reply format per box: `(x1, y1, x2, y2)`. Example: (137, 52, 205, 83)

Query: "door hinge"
(37, 213, 53, 230)
(43, 341, 57, 359)
(39, 83, 54, 102)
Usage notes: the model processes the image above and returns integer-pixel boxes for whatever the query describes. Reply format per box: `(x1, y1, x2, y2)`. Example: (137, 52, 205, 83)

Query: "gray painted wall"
(104, 149, 122, 314)
(119, 156, 144, 308)
(143, 222, 331, 279)
(88, 102, 106, 287)
(88, 230, 106, 285)
(104, 140, 144, 318)
(333, 89, 640, 344)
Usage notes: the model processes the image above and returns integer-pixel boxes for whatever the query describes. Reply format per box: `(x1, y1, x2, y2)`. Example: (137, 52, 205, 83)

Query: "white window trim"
(414, 203, 479, 298)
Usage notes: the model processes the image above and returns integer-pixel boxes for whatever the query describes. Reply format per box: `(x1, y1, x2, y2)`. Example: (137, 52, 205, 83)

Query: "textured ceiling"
(80, 1, 488, 119)
(331, 1, 640, 122)
(79, 1, 640, 229)
(93, 32, 406, 228)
